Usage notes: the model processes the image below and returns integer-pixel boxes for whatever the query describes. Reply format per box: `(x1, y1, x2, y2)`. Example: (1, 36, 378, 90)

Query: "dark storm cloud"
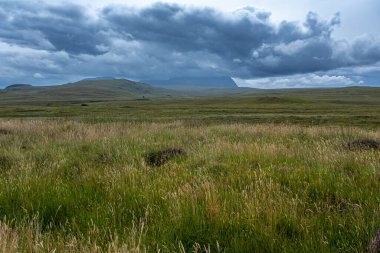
(101, 3, 380, 77)
(0, 1, 380, 85)
(102, 3, 275, 59)
(0, 2, 109, 55)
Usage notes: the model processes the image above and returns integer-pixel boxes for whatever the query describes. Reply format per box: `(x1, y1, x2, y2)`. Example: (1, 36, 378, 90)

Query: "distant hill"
(0, 79, 177, 103)
(2, 77, 377, 105)
(5, 84, 33, 90)
(142, 76, 238, 89)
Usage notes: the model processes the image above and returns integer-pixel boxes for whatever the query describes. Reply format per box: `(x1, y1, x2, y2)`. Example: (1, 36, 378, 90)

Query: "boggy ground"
(0, 120, 379, 252)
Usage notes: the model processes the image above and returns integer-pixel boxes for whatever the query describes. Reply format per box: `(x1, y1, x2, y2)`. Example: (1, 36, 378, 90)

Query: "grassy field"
(1, 88, 380, 128)
(0, 92, 379, 252)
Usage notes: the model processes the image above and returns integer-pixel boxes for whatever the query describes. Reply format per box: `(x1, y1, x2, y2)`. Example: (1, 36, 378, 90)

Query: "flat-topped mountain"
(82, 77, 116, 81)
(142, 76, 238, 89)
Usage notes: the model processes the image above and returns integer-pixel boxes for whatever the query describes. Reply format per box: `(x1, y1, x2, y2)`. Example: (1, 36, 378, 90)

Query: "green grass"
(0, 90, 379, 252)
(0, 90, 379, 128)
(0, 120, 379, 252)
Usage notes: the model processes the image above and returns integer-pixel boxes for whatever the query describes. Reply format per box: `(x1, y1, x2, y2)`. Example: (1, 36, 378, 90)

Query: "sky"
(0, 0, 380, 88)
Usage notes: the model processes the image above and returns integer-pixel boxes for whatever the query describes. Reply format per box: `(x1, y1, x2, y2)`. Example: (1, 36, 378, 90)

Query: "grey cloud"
(102, 4, 380, 77)
(350, 35, 380, 63)
(304, 12, 340, 37)
(103, 3, 276, 59)
(0, 2, 110, 55)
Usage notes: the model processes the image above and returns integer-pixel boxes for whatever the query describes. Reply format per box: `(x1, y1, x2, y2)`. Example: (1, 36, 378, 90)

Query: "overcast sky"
(0, 0, 379, 88)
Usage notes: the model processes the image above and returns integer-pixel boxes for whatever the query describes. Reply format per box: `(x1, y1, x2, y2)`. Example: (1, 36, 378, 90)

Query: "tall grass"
(0, 120, 379, 252)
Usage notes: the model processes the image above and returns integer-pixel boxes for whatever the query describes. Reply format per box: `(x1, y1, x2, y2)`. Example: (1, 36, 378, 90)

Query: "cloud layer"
(236, 74, 362, 89)
(0, 1, 379, 87)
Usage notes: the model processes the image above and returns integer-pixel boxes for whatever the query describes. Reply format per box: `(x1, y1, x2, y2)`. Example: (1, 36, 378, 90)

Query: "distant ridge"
(0, 79, 177, 103)
(142, 76, 238, 89)
(1, 78, 379, 104)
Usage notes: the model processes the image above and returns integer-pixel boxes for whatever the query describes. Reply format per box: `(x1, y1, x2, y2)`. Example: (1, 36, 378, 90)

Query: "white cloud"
(351, 62, 380, 74)
(235, 73, 360, 89)
(33, 73, 44, 78)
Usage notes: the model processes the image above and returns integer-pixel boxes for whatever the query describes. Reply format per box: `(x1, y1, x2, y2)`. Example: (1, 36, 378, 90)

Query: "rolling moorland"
(0, 79, 379, 252)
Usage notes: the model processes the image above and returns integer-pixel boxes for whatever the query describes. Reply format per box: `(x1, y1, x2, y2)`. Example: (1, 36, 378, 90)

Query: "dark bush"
(145, 147, 186, 166)
(81, 103, 89, 107)
(0, 128, 11, 135)
(345, 139, 379, 151)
